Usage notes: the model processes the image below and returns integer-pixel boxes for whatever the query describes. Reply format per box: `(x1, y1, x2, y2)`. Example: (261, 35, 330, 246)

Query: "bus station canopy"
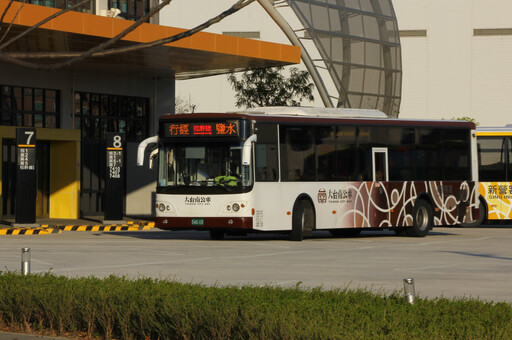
(0, 0, 300, 79)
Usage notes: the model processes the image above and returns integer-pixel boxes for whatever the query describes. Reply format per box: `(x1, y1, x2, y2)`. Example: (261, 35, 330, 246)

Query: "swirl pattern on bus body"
(339, 181, 477, 228)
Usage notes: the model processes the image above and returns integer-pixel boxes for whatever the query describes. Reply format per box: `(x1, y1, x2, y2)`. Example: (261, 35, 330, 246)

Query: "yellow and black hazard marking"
(0, 221, 154, 235)
(0, 227, 62, 236)
(60, 221, 154, 232)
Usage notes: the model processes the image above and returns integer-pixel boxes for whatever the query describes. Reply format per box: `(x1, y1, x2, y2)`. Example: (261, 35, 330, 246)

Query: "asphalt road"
(1, 226, 512, 303)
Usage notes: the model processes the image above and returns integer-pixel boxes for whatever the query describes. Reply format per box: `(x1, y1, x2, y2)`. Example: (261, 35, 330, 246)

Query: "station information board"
(104, 132, 125, 221)
(15, 128, 37, 224)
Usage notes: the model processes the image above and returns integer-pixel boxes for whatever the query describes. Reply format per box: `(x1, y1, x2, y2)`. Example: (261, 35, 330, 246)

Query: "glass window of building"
(74, 91, 150, 216)
(0, 84, 60, 128)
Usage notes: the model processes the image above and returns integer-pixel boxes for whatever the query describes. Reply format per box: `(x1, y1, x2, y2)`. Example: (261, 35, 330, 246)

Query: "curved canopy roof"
(260, 0, 402, 117)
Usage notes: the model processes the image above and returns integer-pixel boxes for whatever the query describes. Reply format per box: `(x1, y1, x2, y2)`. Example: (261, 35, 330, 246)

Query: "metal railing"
(22, 0, 94, 13)
(15, 0, 150, 21)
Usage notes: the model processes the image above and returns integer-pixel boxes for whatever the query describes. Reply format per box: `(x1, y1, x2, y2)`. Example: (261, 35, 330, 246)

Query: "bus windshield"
(158, 142, 253, 188)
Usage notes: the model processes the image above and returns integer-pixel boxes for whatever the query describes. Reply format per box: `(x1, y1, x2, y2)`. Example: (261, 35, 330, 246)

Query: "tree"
(451, 116, 480, 126)
(0, 0, 255, 70)
(227, 66, 315, 108)
(175, 95, 197, 113)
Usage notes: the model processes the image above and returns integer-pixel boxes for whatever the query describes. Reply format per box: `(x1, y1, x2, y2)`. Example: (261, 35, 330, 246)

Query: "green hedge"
(0, 272, 511, 339)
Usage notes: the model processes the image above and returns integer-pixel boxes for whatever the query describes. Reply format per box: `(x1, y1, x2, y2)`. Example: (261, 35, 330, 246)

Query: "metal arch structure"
(257, 0, 402, 117)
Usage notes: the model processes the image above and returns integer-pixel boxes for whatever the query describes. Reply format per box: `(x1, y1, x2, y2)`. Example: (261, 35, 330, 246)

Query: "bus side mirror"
(137, 135, 159, 166)
(242, 134, 257, 166)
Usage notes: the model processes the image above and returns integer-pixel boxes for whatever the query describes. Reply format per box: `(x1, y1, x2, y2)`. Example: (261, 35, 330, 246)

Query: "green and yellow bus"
(472, 126, 512, 224)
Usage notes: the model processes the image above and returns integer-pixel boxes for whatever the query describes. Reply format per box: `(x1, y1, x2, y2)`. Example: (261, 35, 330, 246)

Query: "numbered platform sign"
(15, 128, 37, 224)
(105, 132, 125, 221)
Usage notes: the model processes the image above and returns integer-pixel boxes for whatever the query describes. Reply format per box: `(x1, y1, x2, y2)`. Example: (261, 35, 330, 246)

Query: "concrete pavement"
(2, 224, 512, 339)
(1, 225, 512, 302)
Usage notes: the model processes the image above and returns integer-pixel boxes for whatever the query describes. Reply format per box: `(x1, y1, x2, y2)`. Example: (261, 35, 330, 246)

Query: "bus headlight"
(222, 201, 246, 213)
(158, 203, 166, 212)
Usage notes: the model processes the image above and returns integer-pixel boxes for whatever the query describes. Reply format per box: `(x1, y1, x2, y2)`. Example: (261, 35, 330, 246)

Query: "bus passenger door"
(372, 148, 388, 182)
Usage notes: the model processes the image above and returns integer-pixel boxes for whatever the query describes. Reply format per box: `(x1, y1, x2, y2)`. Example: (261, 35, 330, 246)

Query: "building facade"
(394, 0, 512, 126)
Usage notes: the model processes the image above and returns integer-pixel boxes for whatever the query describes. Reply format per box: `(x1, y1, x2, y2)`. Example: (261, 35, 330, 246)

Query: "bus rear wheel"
(460, 196, 487, 227)
(290, 199, 314, 241)
(406, 199, 432, 237)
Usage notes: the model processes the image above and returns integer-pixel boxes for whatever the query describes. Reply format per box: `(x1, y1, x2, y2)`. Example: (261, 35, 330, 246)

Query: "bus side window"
(478, 137, 507, 181)
(280, 125, 314, 181)
(255, 123, 279, 182)
(335, 126, 357, 181)
(442, 129, 471, 180)
(315, 127, 336, 181)
(255, 144, 278, 182)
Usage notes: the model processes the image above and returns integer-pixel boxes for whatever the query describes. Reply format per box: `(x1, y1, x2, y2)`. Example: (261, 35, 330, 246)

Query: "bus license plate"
(191, 218, 204, 226)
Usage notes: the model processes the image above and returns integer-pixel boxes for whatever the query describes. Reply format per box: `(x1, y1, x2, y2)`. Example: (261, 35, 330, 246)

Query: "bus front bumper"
(155, 217, 253, 231)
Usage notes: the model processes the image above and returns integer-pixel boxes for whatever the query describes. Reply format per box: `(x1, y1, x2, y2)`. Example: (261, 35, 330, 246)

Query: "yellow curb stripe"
(1, 221, 154, 235)
(0, 227, 62, 235)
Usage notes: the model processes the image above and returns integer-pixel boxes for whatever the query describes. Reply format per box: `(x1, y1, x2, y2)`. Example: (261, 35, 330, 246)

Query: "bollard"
(403, 278, 415, 304)
(21, 248, 31, 275)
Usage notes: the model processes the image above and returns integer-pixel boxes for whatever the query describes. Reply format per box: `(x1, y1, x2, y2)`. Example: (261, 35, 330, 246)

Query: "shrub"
(0, 272, 511, 339)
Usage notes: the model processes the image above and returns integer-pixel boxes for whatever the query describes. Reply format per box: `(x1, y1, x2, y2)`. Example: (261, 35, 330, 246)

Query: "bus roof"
(163, 108, 476, 128)
(233, 106, 389, 119)
(477, 125, 512, 136)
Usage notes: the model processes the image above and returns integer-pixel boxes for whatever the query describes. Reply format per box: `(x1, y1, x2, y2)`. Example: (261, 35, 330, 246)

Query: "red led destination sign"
(164, 121, 239, 137)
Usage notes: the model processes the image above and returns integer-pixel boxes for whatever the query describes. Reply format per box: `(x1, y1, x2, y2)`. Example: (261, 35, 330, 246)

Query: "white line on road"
(33, 250, 310, 274)
(276, 280, 301, 286)
(414, 237, 491, 246)
(393, 264, 458, 271)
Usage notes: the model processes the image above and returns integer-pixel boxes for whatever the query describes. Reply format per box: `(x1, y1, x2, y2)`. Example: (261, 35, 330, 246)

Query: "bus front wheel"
(290, 199, 314, 241)
(406, 199, 432, 237)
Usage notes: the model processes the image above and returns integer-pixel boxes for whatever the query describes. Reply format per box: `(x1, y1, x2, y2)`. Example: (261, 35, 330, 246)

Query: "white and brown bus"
(138, 107, 480, 240)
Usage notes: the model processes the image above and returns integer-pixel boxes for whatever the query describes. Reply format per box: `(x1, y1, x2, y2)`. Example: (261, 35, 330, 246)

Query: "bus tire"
(290, 199, 314, 241)
(406, 199, 432, 237)
(209, 230, 225, 240)
(460, 196, 487, 228)
(330, 228, 361, 237)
